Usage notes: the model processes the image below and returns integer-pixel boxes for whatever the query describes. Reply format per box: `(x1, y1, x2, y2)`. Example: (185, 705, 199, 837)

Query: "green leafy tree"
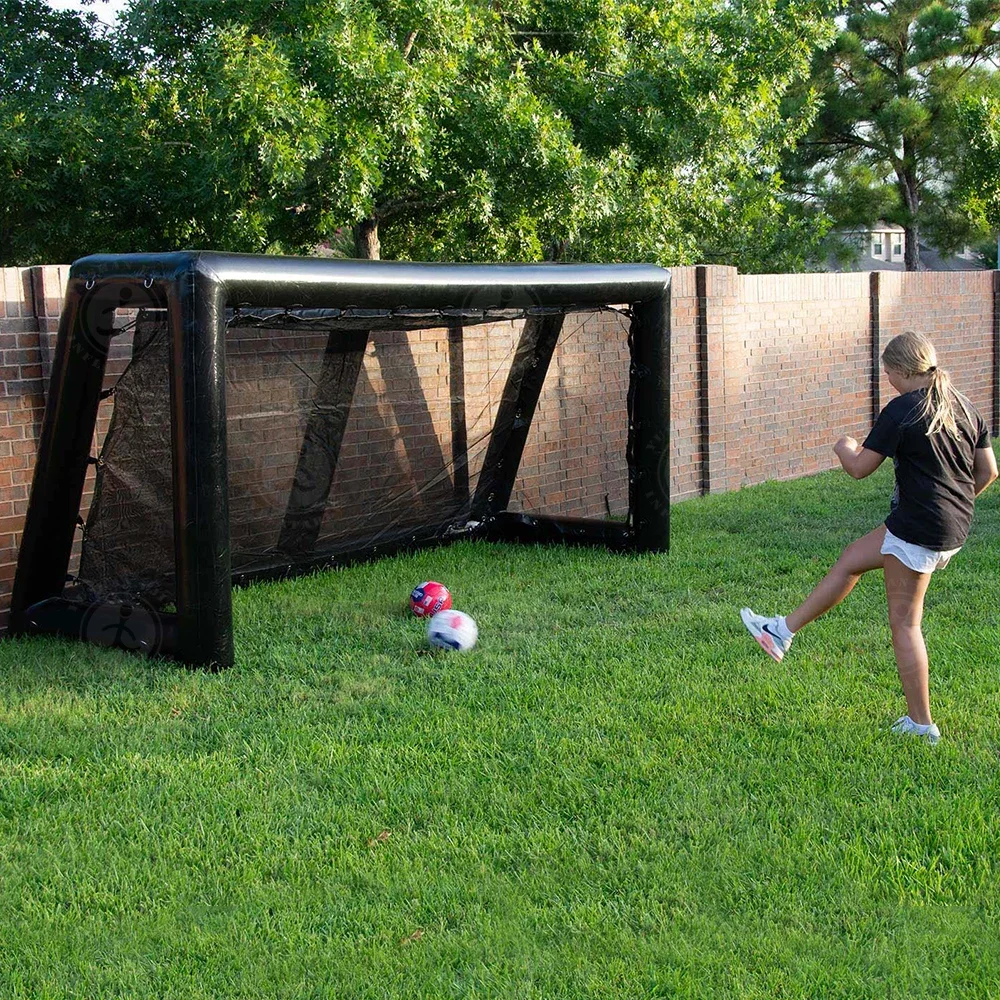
(111, 0, 594, 260)
(512, 0, 837, 269)
(784, 0, 1000, 270)
(0, 0, 118, 264)
(91, 24, 329, 255)
(2, 0, 836, 269)
(956, 86, 1000, 261)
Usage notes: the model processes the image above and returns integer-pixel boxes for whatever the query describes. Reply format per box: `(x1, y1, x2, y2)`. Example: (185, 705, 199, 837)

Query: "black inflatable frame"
(9, 252, 671, 668)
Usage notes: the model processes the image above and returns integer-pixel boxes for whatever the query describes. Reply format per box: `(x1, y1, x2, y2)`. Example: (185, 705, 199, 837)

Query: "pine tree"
(786, 0, 1000, 270)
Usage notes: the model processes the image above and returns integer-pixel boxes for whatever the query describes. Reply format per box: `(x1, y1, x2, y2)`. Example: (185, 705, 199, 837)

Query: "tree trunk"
(545, 238, 568, 262)
(899, 144, 920, 271)
(903, 220, 920, 271)
(354, 217, 380, 260)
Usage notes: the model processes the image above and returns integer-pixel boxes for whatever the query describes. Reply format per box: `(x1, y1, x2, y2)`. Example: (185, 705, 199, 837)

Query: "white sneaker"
(740, 608, 793, 663)
(891, 715, 941, 745)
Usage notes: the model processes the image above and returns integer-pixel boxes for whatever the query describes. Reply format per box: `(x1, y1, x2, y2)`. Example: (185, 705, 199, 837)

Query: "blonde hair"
(881, 331, 970, 438)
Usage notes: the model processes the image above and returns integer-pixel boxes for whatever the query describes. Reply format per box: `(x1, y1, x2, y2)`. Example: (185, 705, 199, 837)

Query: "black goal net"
(77, 302, 634, 606)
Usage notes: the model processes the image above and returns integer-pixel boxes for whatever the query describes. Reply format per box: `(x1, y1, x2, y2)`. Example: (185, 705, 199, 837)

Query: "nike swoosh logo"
(762, 624, 783, 642)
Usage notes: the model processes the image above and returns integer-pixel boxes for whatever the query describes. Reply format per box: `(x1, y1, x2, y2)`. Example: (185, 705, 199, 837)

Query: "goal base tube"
(19, 597, 184, 666)
(478, 512, 633, 549)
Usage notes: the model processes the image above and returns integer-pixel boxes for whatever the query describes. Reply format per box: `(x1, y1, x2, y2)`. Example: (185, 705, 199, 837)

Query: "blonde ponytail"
(924, 367, 959, 438)
(881, 331, 971, 439)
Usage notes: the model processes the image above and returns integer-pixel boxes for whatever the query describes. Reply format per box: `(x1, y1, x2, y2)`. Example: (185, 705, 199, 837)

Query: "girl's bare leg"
(785, 525, 887, 633)
(882, 554, 933, 725)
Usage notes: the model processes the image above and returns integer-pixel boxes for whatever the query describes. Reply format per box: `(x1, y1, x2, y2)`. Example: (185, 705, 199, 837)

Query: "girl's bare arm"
(833, 435, 886, 480)
(973, 447, 998, 496)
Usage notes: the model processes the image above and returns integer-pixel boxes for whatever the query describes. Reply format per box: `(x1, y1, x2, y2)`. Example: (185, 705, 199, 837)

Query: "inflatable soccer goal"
(10, 253, 670, 667)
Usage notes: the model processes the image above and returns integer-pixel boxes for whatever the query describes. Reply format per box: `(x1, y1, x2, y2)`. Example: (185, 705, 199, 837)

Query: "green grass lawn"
(2, 457, 1000, 999)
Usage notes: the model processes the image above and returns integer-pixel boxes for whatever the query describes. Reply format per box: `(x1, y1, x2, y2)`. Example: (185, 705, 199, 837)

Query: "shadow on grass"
(0, 632, 188, 698)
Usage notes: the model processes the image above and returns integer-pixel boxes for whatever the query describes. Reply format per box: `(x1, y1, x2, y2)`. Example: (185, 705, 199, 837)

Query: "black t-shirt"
(863, 388, 991, 550)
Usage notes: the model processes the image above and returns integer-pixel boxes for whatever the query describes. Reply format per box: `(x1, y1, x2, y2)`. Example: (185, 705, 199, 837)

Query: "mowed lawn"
(2, 455, 999, 999)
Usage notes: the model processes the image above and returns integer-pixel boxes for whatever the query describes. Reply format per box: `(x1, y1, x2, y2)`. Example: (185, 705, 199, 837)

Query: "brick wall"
(877, 271, 995, 421)
(667, 266, 998, 497)
(709, 269, 873, 493)
(2, 264, 997, 624)
(0, 267, 44, 624)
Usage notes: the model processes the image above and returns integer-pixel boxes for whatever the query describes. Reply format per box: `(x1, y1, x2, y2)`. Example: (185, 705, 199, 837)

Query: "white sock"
(776, 616, 795, 641)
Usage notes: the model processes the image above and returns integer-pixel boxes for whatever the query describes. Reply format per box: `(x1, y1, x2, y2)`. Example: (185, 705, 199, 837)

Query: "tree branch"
(376, 188, 460, 221)
(802, 132, 888, 155)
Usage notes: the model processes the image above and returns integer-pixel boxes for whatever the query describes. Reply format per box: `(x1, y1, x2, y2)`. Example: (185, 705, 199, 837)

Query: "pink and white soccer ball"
(427, 610, 478, 651)
(410, 580, 451, 618)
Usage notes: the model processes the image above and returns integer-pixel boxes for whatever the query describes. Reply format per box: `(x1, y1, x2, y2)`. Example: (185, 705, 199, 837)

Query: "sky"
(45, 0, 130, 25)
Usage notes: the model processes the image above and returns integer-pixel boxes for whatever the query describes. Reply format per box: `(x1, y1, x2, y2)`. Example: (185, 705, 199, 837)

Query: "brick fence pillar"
(703, 265, 736, 494)
(29, 265, 71, 392)
(695, 266, 710, 493)
(869, 271, 881, 426)
(993, 270, 1000, 437)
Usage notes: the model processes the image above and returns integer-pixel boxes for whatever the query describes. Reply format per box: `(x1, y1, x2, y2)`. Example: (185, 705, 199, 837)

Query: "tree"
(90, 24, 330, 256)
(111, 0, 596, 260)
(784, 0, 1000, 271)
(2, 0, 836, 270)
(955, 86, 1000, 257)
(510, 0, 837, 269)
(0, 0, 118, 264)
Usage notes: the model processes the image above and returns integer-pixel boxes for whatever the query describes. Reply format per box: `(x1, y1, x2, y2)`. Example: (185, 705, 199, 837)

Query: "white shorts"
(881, 528, 960, 574)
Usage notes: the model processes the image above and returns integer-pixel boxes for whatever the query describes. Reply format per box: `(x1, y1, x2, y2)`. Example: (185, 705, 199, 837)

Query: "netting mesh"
(77, 315, 174, 605)
(76, 304, 633, 607)
(508, 308, 631, 519)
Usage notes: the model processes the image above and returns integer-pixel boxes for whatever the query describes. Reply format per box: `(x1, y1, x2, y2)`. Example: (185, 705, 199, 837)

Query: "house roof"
(824, 241, 989, 272)
(917, 244, 988, 271)
(837, 220, 906, 237)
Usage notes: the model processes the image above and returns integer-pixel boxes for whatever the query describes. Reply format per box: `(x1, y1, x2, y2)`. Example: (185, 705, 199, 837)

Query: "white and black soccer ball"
(427, 610, 478, 652)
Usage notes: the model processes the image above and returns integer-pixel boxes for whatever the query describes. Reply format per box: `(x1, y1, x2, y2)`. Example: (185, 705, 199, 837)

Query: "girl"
(741, 331, 997, 744)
